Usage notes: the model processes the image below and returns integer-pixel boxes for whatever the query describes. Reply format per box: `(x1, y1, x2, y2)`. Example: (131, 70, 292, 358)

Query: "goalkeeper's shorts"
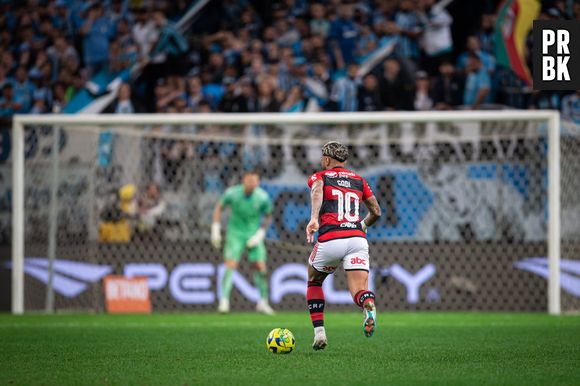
(224, 233, 267, 262)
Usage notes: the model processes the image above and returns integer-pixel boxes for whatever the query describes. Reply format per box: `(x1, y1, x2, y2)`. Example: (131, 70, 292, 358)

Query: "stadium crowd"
(0, 0, 579, 122)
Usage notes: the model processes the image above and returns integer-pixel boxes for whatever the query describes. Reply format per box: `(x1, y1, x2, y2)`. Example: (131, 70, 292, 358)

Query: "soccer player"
(211, 170, 275, 315)
(306, 141, 382, 350)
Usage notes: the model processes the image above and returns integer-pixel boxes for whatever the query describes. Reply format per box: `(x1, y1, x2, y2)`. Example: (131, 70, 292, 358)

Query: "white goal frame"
(11, 111, 561, 315)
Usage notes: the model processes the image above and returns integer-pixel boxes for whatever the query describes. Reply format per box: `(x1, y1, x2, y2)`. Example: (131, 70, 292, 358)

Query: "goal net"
(6, 112, 579, 314)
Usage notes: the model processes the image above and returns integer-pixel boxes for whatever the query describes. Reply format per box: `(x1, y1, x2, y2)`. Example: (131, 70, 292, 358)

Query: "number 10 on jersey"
(331, 189, 360, 222)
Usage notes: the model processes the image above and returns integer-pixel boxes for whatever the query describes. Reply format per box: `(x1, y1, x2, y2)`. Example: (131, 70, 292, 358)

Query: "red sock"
(353, 290, 375, 308)
(307, 281, 325, 327)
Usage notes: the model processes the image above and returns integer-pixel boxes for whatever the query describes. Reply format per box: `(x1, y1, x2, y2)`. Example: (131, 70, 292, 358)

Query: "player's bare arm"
(307, 179, 323, 243)
(362, 196, 382, 229)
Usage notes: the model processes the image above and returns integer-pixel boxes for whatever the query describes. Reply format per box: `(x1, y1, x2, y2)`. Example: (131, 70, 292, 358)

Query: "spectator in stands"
(561, 91, 580, 123)
(281, 85, 305, 112)
(219, 78, 248, 113)
(28, 51, 49, 82)
(132, 7, 158, 59)
(414, 70, 433, 111)
(186, 75, 204, 112)
(0, 83, 22, 117)
(329, 3, 359, 68)
(356, 25, 378, 63)
(47, 35, 79, 75)
(160, 126, 194, 189)
(105, 83, 139, 114)
(286, 0, 309, 18)
(329, 63, 359, 111)
(310, 3, 330, 37)
(240, 7, 263, 39)
(547, 0, 571, 20)
(207, 51, 226, 84)
(138, 182, 167, 232)
(374, 20, 401, 58)
(311, 61, 332, 93)
(463, 53, 491, 109)
(107, 39, 128, 75)
(456, 36, 495, 74)
(13, 66, 33, 113)
(357, 73, 383, 112)
(80, 3, 116, 76)
(30, 69, 50, 107)
(379, 58, 414, 110)
(51, 81, 68, 113)
(528, 90, 561, 111)
(495, 67, 529, 109)
(477, 14, 495, 55)
(1, 51, 14, 77)
(394, 0, 421, 61)
(150, 10, 189, 76)
(275, 18, 300, 49)
(432, 61, 464, 110)
(29, 95, 47, 115)
(0, 66, 9, 91)
(246, 55, 266, 83)
(279, 48, 300, 93)
(197, 99, 213, 113)
(418, 0, 454, 76)
(239, 77, 258, 112)
(256, 77, 280, 112)
(52, 0, 73, 36)
(371, 0, 397, 26)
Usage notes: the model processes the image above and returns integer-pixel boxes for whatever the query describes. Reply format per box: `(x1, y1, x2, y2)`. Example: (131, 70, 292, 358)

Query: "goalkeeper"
(211, 170, 275, 315)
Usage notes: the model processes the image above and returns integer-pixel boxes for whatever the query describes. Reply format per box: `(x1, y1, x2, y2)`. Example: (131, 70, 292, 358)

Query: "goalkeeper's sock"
(220, 267, 234, 300)
(253, 271, 269, 300)
(307, 281, 325, 328)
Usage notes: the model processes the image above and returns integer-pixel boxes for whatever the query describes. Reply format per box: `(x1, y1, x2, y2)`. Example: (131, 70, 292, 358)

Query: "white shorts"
(309, 237, 370, 274)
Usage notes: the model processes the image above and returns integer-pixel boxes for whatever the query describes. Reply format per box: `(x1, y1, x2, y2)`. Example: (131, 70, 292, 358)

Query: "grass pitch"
(0, 312, 579, 385)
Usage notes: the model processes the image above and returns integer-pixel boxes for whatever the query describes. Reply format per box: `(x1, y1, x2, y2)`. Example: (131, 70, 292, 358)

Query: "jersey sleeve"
(219, 187, 234, 207)
(308, 172, 321, 189)
(262, 193, 273, 215)
(362, 178, 374, 200)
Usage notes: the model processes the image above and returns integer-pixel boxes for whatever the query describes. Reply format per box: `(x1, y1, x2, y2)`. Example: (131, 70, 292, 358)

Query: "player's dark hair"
(322, 141, 349, 162)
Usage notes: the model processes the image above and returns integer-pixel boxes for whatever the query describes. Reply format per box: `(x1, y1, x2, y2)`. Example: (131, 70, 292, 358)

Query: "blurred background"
(0, 0, 577, 118)
(1, 0, 580, 314)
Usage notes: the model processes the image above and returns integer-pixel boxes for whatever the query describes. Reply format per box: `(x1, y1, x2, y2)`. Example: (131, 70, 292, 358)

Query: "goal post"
(547, 112, 560, 315)
(10, 110, 568, 315)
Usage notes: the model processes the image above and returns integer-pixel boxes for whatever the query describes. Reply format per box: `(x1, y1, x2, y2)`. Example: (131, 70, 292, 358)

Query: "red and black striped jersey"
(308, 167, 374, 242)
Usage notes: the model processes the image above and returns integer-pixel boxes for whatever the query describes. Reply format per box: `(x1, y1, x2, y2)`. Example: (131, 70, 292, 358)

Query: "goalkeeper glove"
(360, 220, 368, 233)
(246, 228, 265, 248)
(211, 222, 222, 250)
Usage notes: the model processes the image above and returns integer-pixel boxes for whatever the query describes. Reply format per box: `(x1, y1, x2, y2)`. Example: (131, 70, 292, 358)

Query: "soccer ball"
(266, 328, 295, 354)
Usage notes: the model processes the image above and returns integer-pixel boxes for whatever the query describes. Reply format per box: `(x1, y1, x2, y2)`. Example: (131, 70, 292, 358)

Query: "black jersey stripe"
(319, 222, 363, 235)
(320, 200, 339, 215)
